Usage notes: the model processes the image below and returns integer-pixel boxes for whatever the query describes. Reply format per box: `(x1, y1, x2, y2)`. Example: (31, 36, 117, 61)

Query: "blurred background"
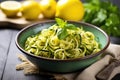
(0, 0, 120, 7)
(82, 0, 120, 7)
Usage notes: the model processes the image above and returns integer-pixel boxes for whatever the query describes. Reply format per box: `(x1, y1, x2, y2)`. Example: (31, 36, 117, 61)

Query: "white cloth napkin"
(16, 43, 120, 80)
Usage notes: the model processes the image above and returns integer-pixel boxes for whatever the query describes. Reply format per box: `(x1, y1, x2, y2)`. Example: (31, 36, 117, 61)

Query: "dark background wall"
(81, 0, 120, 8)
(111, 0, 120, 8)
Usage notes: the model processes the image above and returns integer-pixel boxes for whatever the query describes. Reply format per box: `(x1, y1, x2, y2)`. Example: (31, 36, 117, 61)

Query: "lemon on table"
(40, 0, 56, 19)
(0, 1, 22, 17)
(21, 1, 41, 20)
(55, 0, 85, 21)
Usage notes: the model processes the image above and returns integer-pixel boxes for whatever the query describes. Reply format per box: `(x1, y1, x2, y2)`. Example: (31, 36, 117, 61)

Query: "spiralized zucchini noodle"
(25, 24, 100, 60)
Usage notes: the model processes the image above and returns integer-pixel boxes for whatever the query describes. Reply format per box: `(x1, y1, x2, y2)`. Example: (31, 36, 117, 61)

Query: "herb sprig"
(55, 18, 77, 39)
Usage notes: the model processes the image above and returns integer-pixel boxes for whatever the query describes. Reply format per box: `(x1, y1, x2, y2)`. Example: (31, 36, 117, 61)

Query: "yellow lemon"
(21, 1, 41, 20)
(40, 0, 56, 19)
(0, 1, 21, 17)
(56, 0, 84, 21)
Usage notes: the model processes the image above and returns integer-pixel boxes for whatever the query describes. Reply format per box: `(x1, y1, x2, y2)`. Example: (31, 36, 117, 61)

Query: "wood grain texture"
(0, 10, 49, 29)
(0, 29, 13, 79)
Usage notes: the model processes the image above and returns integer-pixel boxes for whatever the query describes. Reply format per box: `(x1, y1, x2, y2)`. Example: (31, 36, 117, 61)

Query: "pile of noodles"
(25, 25, 100, 59)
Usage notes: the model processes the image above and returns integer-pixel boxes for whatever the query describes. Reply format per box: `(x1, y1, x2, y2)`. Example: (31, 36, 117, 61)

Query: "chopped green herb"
(83, 0, 120, 37)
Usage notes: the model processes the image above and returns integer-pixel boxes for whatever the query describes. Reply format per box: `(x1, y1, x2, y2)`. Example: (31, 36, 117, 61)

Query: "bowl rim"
(15, 20, 110, 62)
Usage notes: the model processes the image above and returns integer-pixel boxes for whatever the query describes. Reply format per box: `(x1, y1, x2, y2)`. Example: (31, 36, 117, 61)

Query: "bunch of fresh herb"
(83, 0, 120, 37)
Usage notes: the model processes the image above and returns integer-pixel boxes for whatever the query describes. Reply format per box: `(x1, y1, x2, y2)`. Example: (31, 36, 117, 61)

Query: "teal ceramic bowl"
(15, 20, 110, 73)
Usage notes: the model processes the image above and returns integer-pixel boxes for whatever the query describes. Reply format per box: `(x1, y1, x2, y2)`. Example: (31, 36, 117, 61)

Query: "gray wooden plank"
(2, 30, 50, 80)
(0, 29, 13, 79)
